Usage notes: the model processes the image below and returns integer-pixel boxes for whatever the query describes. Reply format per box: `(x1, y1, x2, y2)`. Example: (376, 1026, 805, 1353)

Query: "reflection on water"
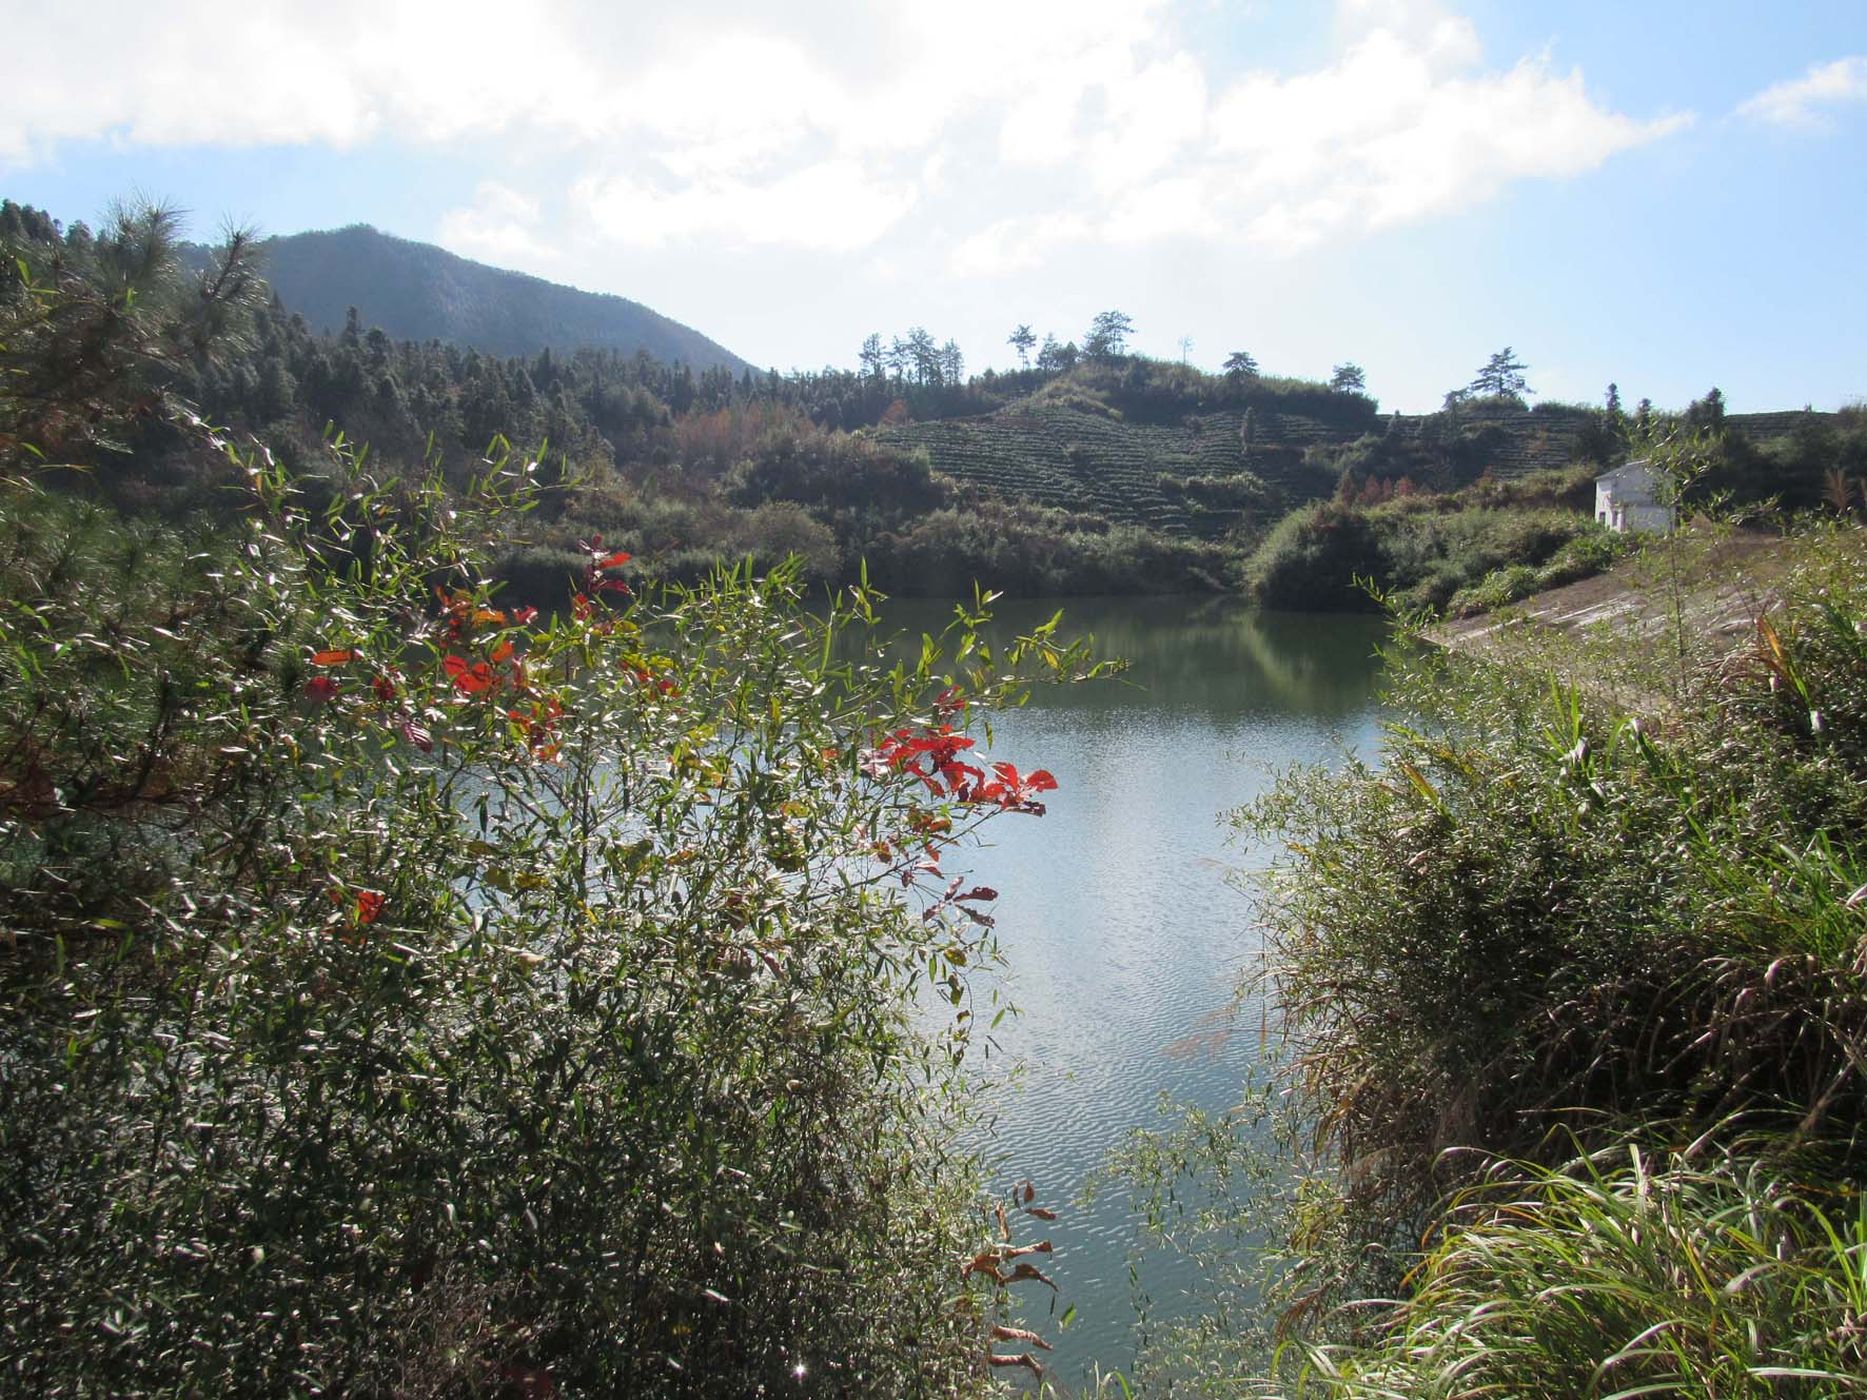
(881, 596, 1389, 1387)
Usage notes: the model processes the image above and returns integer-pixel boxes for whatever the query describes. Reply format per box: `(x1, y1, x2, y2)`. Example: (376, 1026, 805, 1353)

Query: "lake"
(887, 596, 1390, 1388)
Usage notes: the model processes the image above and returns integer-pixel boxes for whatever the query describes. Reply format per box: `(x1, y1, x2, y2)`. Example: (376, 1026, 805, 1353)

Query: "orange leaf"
(990, 1325, 1051, 1349)
(987, 1353, 1045, 1376)
(1004, 1262, 1056, 1289)
(312, 649, 358, 666)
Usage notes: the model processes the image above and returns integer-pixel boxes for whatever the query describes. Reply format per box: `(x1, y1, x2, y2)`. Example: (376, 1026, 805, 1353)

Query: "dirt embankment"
(1429, 527, 1792, 666)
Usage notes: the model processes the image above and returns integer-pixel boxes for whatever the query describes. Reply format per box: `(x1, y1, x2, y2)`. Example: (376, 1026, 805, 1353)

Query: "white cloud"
(949, 214, 1094, 278)
(570, 162, 917, 253)
(1738, 56, 1867, 128)
(2, 0, 1688, 267)
(1196, 9, 1690, 253)
(436, 182, 556, 266)
(957, 0, 1688, 269)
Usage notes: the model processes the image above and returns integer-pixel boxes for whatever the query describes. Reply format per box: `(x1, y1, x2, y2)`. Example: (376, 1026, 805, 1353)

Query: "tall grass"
(1285, 1149, 1867, 1397)
(1222, 522, 1867, 1390)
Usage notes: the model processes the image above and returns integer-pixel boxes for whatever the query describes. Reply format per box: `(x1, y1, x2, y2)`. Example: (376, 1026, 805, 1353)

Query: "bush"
(0, 435, 1097, 1394)
(1286, 1150, 1867, 1397)
(1244, 494, 1601, 614)
(1244, 502, 1388, 611)
(1239, 525, 1867, 1314)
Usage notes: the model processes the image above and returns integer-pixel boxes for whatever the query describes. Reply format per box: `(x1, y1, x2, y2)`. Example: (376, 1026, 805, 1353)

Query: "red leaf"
(512, 606, 539, 625)
(593, 549, 632, 570)
(489, 639, 515, 664)
(1025, 769, 1059, 792)
(398, 718, 434, 752)
(304, 676, 340, 703)
(443, 655, 496, 695)
(355, 890, 386, 925)
(594, 576, 632, 595)
(372, 675, 398, 702)
(1004, 1261, 1056, 1288)
(956, 886, 998, 903)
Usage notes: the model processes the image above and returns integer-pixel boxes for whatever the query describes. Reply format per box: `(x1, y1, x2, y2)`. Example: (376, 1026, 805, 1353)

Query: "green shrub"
(1244, 502, 1388, 611)
(1445, 526, 1626, 617)
(0, 436, 1096, 1395)
(1239, 526, 1867, 1314)
(1285, 1150, 1867, 1397)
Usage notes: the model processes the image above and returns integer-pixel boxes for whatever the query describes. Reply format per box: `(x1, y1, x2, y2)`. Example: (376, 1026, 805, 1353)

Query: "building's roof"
(1596, 458, 1658, 486)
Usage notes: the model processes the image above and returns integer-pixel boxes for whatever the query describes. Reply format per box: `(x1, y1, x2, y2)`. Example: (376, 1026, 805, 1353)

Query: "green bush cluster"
(1, 216, 1103, 1394)
(1244, 492, 1605, 613)
(0, 447, 1096, 1395)
(1444, 528, 1627, 617)
(1238, 523, 1867, 1390)
(1290, 1151, 1867, 1396)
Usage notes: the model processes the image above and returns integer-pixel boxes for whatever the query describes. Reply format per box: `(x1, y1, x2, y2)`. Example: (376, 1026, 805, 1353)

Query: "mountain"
(240, 225, 754, 373)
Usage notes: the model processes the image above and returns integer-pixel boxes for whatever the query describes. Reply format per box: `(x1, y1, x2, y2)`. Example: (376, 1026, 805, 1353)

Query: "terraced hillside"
(882, 399, 1588, 538)
(878, 379, 1839, 544)
(881, 405, 1351, 537)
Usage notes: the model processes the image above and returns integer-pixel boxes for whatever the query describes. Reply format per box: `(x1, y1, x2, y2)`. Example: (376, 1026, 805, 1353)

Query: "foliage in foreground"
(0, 424, 1102, 1394)
(1024, 524, 1864, 1397)
(1286, 1148, 1867, 1397)
(1247, 524, 1867, 1241)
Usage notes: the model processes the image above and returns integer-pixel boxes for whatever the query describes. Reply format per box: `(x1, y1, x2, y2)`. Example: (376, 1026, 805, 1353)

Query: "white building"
(1595, 459, 1676, 535)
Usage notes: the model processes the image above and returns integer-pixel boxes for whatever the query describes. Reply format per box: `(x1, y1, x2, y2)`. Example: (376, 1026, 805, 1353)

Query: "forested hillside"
(191, 223, 753, 372)
(6, 196, 1859, 606)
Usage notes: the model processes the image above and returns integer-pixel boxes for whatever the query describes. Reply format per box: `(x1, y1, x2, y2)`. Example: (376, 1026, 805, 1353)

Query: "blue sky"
(3, 0, 1862, 413)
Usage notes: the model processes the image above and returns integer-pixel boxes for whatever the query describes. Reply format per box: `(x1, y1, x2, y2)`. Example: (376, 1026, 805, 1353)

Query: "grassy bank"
(1242, 521, 1867, 1393)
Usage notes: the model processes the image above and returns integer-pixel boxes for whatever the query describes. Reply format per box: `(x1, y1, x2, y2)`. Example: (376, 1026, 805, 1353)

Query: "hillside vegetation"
(8, 194, 1860, 612)
(192, 223, 753, 372)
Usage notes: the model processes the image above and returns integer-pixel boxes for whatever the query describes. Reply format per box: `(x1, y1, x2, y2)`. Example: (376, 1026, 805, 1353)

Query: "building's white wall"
(1623, 503, 1675, 535)
(1595, 463, 1673, 534)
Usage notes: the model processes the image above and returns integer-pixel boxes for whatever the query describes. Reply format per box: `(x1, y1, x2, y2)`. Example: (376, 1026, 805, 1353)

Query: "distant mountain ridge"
(231, 225, 754, 373)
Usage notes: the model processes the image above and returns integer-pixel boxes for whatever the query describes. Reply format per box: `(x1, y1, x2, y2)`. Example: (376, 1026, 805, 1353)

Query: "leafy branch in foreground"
(0, 416, 1106, 1395)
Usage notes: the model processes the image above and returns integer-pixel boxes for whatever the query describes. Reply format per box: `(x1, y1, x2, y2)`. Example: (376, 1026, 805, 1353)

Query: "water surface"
(885, 596, 1389, 1386)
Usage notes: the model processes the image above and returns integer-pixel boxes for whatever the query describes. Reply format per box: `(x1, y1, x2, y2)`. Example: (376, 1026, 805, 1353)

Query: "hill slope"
(242, 225, 753, 373)
(881, 384, 1818, 541)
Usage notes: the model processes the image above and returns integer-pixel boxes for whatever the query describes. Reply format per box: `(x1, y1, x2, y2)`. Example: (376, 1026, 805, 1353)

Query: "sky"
(3, 0, 1863, 414)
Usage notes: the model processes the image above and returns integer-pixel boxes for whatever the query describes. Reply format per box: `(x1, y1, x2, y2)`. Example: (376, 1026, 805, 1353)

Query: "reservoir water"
(887, 596, 1390, 1388)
